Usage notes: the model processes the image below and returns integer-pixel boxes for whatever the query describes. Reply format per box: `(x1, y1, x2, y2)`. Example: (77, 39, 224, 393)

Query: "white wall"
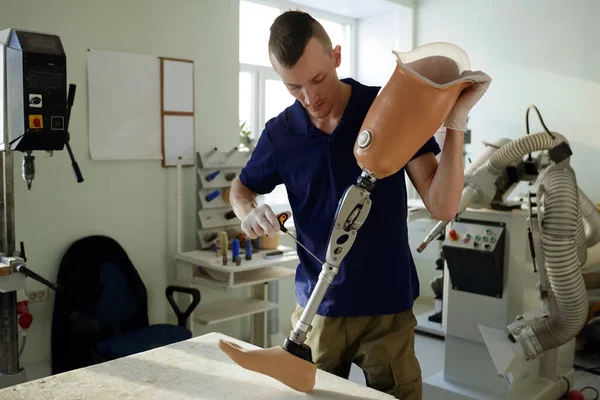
(1, 0, 241, 367)
(356, 6, 414, 86)
(416, 0, 600, 201)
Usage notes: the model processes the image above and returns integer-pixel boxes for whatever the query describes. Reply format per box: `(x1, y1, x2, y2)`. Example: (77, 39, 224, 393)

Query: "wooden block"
(0, 263, 11, 276)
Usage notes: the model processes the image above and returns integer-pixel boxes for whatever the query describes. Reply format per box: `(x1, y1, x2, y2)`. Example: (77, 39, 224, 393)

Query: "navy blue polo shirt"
(239, 78, 440, 317)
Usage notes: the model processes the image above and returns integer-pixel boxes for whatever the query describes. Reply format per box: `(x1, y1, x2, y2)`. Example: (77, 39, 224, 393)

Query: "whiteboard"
(163, 60, 194, 112)
(163, 115, 195, 167)
(87, 49, 162, 160)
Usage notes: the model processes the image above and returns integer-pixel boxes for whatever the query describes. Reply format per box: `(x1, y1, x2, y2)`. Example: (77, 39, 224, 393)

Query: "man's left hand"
(443, 71, 491, 132)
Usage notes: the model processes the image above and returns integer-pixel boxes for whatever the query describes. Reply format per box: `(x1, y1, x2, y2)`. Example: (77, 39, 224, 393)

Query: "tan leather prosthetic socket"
(354, 42, 477, 179)
(218, 339, 317, 392)
(218, 42, 479, 394)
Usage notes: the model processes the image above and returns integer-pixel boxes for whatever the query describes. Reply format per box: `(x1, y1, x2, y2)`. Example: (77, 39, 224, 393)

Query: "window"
(239, 1, 280, 68)
(315, 17, 352, 78)
(239, 0, 356, 216)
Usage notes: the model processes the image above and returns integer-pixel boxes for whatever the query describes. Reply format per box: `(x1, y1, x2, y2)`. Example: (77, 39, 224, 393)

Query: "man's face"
(270, 38, 342, 119)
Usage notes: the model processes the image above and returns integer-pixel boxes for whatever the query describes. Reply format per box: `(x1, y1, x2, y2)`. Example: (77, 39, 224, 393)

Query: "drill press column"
(0, 291, 18, 375)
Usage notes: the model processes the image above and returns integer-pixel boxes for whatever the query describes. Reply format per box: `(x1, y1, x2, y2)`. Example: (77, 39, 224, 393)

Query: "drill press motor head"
(1, 29, 76, 190)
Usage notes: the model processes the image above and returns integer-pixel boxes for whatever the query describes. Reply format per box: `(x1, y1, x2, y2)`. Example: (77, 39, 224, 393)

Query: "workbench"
(0, 332, 394, 399)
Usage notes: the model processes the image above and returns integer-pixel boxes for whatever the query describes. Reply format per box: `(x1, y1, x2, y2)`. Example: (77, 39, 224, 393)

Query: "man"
(230, 10, 490, 399)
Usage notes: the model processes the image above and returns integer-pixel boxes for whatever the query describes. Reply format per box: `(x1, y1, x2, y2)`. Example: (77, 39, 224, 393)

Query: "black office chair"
(51, 235, 200, 374)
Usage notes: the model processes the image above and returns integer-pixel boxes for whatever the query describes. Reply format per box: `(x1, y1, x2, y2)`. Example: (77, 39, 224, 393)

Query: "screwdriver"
(276, 212, 324, 265)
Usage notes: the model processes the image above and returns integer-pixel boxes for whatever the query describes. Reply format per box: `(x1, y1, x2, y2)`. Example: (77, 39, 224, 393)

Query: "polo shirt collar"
(289, 78, 363, 137)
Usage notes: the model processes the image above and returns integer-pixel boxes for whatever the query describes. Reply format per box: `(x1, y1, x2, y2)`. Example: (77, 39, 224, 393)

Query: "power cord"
(525, 104, 556, 162)
(582, 387, 600, 400)
(526, 104, 556, 139)
(561, 376, 600, 399)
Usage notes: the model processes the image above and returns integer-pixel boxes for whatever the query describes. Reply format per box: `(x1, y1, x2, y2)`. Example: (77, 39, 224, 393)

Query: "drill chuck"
(22, 153, 35, 191)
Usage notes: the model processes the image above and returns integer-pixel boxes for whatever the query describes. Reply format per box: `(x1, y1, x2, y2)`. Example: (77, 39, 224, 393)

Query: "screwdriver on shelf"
(276, 212, 324, 265)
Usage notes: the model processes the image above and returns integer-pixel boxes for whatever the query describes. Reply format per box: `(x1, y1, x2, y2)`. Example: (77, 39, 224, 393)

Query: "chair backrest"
(51, 235, 149, 374)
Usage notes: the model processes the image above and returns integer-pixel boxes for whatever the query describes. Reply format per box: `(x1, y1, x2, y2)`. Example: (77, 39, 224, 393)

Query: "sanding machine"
(417, 106, 600, 399)
(0, 28, 83, 388)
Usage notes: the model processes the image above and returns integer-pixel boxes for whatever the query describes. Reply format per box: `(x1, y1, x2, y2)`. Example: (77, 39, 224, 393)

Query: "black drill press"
(0, 28, 82, 388)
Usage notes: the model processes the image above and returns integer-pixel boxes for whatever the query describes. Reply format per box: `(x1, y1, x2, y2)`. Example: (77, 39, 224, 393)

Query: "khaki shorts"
(291, 304, 422, 400)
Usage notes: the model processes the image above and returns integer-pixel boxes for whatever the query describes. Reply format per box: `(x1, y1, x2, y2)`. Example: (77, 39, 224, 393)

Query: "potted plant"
(239, 120, 255, 151)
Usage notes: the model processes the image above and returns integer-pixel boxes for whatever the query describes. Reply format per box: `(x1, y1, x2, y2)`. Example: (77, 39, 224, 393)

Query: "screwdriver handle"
(277, 212, 290, 233)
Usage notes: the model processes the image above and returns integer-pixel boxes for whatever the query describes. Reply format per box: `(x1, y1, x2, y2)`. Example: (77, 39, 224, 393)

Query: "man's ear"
(332, 45, 342, 68)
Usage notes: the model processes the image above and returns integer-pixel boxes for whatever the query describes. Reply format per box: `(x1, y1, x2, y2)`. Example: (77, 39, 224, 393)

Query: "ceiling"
(287, 0, 413, 19)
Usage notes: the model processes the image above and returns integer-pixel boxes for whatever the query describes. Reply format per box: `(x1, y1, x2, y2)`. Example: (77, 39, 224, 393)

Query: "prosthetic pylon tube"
(218, 42, 482, 393)
(355, 42, 479, 179)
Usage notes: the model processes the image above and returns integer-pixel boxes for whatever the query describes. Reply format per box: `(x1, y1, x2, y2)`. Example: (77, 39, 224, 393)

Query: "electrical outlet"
(28, 289, 47, 303)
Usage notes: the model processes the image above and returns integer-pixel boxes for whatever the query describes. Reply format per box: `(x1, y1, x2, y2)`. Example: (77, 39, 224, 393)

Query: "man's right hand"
(240, 204, 281, 239)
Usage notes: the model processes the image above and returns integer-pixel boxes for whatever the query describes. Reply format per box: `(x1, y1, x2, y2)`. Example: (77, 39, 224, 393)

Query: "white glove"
(240, 204, 282, 239)
(443, 70, 491, 132)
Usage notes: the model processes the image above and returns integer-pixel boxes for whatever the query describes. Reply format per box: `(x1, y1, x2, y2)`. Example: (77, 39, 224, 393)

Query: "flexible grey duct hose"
(579, 189, 600, 248)
(530, 165, 588, 351)
(478, 132, 593, 353)
(484, 131, 568, 175)
(576, 213, 588, 265)
(481, 130, 599, 258)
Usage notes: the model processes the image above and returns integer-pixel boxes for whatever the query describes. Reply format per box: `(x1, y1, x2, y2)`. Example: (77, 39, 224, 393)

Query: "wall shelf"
(194, 298, 278, 326)
(174, 148, 299, 348)
(192, 266, 295, 291)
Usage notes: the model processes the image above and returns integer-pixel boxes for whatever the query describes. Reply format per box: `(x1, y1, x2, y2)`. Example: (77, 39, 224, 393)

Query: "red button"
(449, 229, 459, 240)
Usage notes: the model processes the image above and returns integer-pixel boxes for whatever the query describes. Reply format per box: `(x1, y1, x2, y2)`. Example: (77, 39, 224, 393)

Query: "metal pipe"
(175, 155, 194, 254)
(176, 157, 183, 253)
(0, 291, 18, 375)
(289, 261, 339, 345)
(0, 150, 17, 375)
(4, 151, 14, 255)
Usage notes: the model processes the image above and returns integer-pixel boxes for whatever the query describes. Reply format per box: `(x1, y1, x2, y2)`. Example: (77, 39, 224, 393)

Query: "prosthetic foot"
(218, 41, 483, 392)
(218, 339, 317, 392)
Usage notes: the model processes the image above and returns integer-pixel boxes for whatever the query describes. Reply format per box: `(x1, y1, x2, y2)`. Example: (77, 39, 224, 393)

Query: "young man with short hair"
(230, 10, 490, 400)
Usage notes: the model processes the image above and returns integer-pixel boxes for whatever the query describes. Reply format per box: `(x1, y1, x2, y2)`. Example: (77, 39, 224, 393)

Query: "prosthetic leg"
(219, 172, 374, 392)
(219, 41, 487, 392)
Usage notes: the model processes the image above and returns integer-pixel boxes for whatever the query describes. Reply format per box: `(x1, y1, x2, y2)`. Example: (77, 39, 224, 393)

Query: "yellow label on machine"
(29, 115, 43, 129)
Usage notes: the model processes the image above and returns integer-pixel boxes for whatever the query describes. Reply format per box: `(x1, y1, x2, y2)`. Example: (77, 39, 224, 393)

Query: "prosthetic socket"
(218, 42, 485, 392)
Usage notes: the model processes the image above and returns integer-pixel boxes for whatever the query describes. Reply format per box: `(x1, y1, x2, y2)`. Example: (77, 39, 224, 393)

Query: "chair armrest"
(165, 286, 201, 327)
(69, 311, 105, 363)
(70, 311, 100, 338)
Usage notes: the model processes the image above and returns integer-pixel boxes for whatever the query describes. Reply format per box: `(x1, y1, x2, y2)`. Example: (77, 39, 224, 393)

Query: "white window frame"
(240, 0, 358, 139)
(239, 63, 285, 141)
(245, 0, 359, 80)
(239, 0, 359, 221)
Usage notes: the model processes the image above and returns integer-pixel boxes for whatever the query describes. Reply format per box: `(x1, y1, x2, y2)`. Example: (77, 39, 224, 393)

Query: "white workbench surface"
(0, 332, 393, 400)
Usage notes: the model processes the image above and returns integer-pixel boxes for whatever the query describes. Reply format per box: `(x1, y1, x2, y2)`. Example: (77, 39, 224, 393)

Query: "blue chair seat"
(98, 324, 191, 359)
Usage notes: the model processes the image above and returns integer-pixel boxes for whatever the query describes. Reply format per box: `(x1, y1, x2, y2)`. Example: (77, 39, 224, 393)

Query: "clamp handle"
(277, 212, 291, 233)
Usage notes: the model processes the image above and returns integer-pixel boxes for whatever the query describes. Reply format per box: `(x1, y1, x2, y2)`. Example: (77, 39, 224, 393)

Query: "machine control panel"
(442, 218, 506, 298)
(444, 221, 504, 252)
